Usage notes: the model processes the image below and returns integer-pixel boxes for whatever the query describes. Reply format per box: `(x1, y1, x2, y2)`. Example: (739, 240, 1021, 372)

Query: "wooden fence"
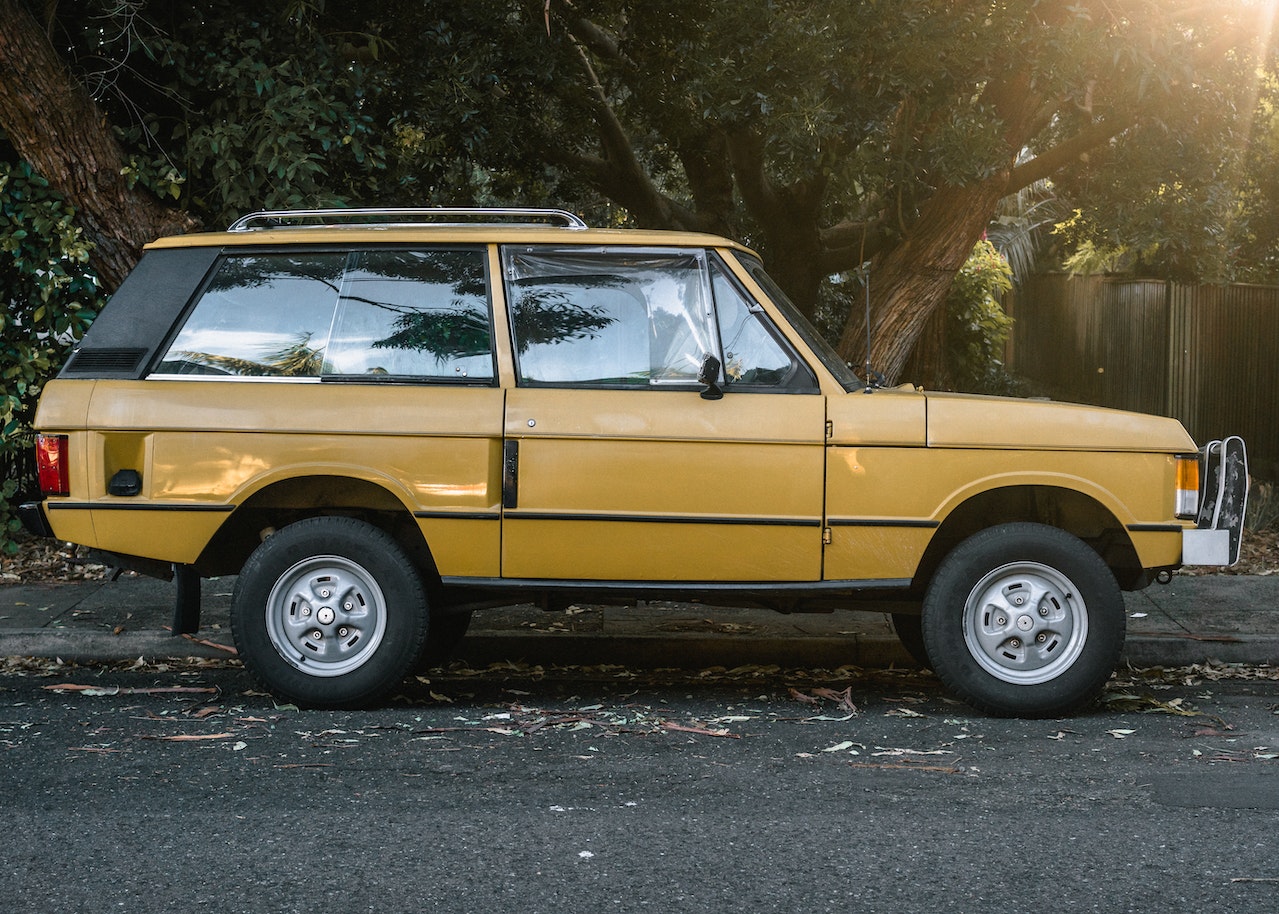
(1005, 275, 1279, 481)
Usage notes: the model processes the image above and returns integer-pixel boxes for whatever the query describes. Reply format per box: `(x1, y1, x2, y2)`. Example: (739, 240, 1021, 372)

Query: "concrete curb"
(0, 630, 236, 663)
(1119, 633, 1279, 668)
(0, 628, 915, 669)
(3, 627, 1273, 671)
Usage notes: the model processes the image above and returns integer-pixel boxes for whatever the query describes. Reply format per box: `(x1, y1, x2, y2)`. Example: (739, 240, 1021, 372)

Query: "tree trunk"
(837, 179, 1007, 386)
(0, 0, 198, 292)
(901, 305, 950, 391)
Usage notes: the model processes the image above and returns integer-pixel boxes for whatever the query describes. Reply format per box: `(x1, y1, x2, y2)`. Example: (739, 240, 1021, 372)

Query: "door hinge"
(822, 526, 832, 545)
(825, 419, 834, 440)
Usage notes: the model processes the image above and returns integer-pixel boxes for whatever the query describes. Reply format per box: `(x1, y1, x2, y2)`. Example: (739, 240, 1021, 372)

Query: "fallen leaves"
(67, 746, 126, 753)
(0, 538, 111, 584)
(1112, 661, 1279, 687)
(410, 703, 744, 739)
(1102, 692, 1203, 716)
(821, 740, 861, 754)
(661, 722, 738, 739)
(141, 732, 238, 742)
(848, 760, 963, 774)
(42, 683, 220, 697)
(789, 685, 859, 720)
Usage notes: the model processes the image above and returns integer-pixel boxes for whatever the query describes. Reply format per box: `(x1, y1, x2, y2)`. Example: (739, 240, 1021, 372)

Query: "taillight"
(36, 434, 70, 497)
(1174, 454, 1199, 519)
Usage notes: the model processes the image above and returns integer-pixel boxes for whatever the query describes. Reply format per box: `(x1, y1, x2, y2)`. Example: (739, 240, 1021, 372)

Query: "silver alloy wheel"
(961, 560, 1088, 685)
(265, 555, 388, 677)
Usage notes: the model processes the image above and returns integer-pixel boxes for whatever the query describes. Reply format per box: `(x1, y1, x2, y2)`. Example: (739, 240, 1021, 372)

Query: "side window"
(504, 248, 715, 387)
(154, 249, 494, 382)
(156, 253, 345, 377)
(740, 255, 862, 392)
(326, 250, 493, 380)
(711, 259, 816, 390)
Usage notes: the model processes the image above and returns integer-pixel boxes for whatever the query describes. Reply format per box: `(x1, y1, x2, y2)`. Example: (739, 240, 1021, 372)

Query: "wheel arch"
(912, 484, 1142, 594)
(193, 474, 440, 587)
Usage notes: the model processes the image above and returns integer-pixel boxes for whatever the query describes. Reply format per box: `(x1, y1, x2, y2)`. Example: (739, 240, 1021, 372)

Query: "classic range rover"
(20, 208, 1248, 715)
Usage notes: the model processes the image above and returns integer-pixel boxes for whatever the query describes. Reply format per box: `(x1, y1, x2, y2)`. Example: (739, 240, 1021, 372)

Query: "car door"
(498, 245, 826, 583)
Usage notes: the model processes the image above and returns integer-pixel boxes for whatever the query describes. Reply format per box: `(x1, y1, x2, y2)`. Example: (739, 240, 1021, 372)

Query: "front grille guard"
(1195, 435, 1249, 565)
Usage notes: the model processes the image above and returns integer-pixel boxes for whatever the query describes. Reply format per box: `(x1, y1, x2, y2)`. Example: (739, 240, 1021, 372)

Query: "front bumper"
(1182, 436, 1248, 566)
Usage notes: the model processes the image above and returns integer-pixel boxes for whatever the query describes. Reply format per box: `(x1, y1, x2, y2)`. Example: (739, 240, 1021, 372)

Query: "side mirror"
(698, 353, 724, 401)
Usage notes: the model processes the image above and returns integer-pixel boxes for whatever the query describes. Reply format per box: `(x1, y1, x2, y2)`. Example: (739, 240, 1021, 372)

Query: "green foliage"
(0, 160, 102, 554)
(1046, 41, 1269, 284)
(46, 2, 393, 226)
(945, 240, 1015, 393)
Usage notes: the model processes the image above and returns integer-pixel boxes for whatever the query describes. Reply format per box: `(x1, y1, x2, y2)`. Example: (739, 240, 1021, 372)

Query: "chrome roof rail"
(227, 207, 589, 232)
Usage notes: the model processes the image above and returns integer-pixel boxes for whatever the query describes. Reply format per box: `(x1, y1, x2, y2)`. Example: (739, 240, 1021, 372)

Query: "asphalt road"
(3, 659, 1278, 913)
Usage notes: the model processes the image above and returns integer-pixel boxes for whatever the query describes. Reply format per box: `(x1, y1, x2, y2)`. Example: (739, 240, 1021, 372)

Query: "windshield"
(736, 255, 863, 392)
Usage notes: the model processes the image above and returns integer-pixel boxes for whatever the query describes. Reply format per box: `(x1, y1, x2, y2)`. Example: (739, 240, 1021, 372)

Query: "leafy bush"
(945, 238, 1015, 393)
(0, 159, 102, 554)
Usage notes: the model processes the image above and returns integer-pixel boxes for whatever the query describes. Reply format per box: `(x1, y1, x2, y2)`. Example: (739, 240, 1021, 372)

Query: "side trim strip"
(503, 512, 821, 527)
(1127, 523, 1185, 533)
(442, 576, 912, 593)
(827, 517, 940, 529)
(414, 511, 501, 522)
(47, 502, 234, 513)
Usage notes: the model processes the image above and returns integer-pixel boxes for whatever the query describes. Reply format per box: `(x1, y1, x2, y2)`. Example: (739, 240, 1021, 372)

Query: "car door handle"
(502, 440, 519, 509)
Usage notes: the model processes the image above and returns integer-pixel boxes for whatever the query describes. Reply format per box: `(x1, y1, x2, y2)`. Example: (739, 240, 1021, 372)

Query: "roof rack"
(227, 207, 589, 232)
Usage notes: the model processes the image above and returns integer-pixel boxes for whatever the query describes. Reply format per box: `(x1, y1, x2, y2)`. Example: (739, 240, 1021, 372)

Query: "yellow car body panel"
(925, 391, 1197, 452)
(824, 446, 1187, 579)
(39, 378, 505, 570)
(502, 388, 825, 580)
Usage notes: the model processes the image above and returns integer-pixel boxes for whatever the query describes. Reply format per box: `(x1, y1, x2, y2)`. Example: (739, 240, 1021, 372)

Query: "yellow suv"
(20, 208, 1248, 715)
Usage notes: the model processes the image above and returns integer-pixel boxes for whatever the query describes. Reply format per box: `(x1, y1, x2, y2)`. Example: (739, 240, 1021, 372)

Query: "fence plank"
(1007, 275, 1279, 481)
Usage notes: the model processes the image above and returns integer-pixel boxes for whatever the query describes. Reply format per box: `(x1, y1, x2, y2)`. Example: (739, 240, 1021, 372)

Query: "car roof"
(143, 207, 758, 256)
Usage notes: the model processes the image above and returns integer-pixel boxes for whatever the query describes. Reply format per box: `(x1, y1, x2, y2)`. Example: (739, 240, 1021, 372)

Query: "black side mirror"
(698, 353, 724, 400)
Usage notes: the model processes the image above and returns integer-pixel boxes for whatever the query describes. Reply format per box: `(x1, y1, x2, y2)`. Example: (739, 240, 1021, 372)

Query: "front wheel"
(890, 612, 931, 669)
(921, 523, 1125, 717)
(231, 517, 429, 709)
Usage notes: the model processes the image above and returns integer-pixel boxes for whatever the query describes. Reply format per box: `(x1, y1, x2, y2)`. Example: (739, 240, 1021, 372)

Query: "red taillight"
(36, 434, 70, 497)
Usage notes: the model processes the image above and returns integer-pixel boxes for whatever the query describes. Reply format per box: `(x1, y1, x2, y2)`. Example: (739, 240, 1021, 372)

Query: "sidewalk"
(2, 572, 1277, 670)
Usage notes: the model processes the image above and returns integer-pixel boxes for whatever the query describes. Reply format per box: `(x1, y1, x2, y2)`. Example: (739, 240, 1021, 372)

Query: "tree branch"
(560, 3, 635, 71)
(531, 26, 694, 228)
(817, 219, 892, 272)
(724, 125, 786, 225)
(1007, 116, 1135, 192)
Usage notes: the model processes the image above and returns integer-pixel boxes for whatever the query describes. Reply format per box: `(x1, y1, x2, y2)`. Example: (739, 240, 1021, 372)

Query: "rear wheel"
(232, 517, 429, 709)
(922, 523, 1124, 717)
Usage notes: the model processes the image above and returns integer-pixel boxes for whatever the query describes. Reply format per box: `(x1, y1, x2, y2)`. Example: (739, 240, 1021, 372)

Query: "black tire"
(416, 609, 473, 671)
(921, 523, 1124, 718)
(231, 517, 429, 709)
(890, 611, 932, 669)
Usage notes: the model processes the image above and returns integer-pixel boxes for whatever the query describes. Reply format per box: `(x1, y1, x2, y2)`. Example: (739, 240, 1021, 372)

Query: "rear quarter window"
(153, 248, 495, 382)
